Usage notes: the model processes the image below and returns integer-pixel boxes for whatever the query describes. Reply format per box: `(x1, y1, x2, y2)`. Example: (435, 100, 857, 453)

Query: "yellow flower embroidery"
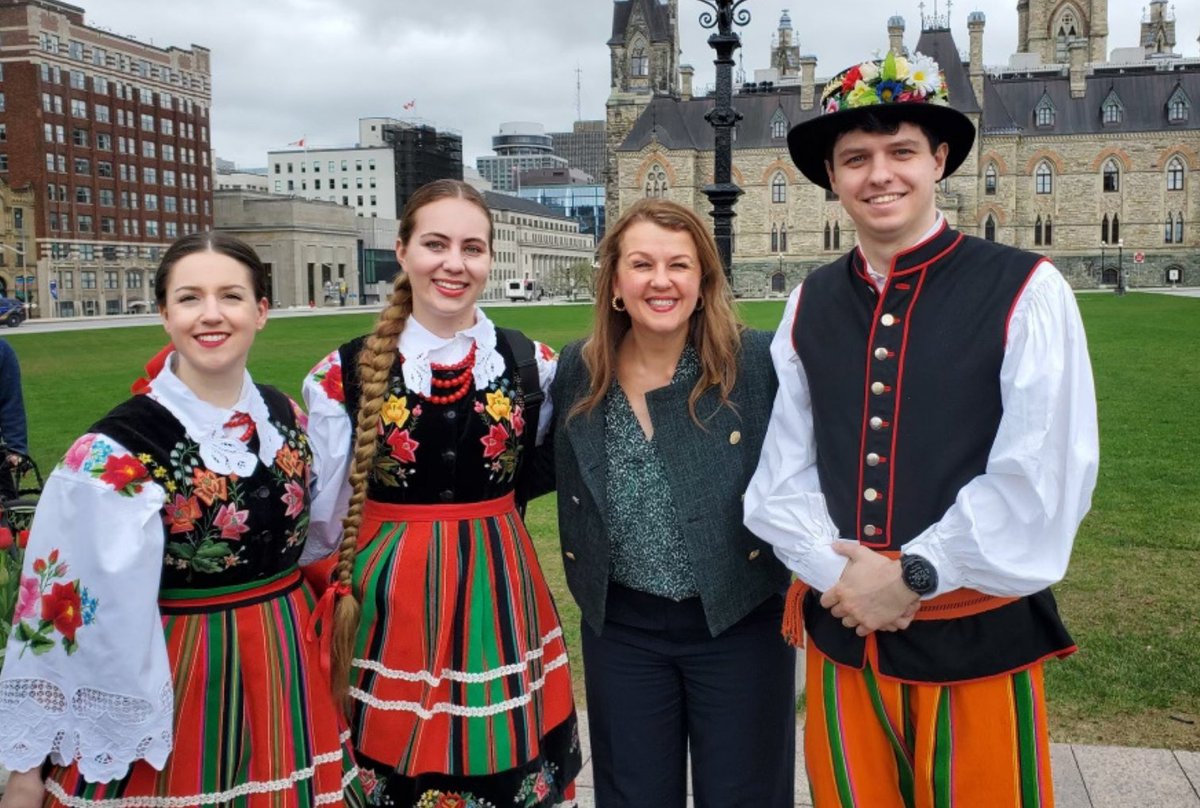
(485, 390, 512, 422)
(381, 395, 411, 428)
(137, 453, 153, 463)
(153, 467, 168, 479)
(165, 481, 177, 493)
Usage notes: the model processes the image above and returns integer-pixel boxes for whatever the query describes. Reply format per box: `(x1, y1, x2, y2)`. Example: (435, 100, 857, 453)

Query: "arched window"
(770, 108, 788, 139)
(833, 223, 841, 250)
(1166, 157, 1185, 191)
(823, 223, 831, 251)
(1102, 97, 1123, 125)
(779, 225, 788, 252)
(984, 163, 998, 195)
(771, 173, 786, 204)
(1034, 215, 1043, 246)
(1055, 9, 1079, 62)
(1169, 98, 1188, 123)
(1165, 214, 1175, 244)
(770, 224, 779, 253)
(1102, 159, 1119, 192)
(1101, 213, 1109, 244)
(644, 164, 667, 198)
(1035, 98, 1055, 127)
(1175, 212, 1184, 244)
(631, 46, 649, 78)
(771, 272, 786, 293)
(984, 215, 996, 242)
(1035, 162, 1053, 194)
(1112, 213, 1120, 244)
(1044, 216, 1053, 246)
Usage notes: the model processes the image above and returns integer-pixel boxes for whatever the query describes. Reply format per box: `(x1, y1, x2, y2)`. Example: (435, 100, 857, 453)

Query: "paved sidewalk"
(571, 711, 1200, 808)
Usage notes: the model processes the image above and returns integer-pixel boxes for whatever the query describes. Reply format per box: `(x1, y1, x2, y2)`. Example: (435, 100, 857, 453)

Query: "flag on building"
(288, 137, 306, 147)
(403, 100, 416, 110)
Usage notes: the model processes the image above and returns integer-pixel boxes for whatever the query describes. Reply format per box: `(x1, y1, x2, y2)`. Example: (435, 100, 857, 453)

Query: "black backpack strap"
(495, 327, 544, 512)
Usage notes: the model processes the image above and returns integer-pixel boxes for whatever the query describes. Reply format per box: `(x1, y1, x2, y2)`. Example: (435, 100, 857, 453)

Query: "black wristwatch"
(900, 553, 938, 596)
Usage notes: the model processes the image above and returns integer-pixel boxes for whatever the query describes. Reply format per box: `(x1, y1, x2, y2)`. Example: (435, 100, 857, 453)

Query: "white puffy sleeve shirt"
(743, 262, 1100, 599)
(301, 309, 558, 563)
(0, 433, 173, 782)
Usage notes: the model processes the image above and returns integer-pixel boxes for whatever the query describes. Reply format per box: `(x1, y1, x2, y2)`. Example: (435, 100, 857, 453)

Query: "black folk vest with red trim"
(791, 224, 1074, 683)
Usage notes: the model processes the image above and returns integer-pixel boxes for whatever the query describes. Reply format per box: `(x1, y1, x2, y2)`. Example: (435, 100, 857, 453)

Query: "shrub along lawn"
(5, 293, 1198, 749)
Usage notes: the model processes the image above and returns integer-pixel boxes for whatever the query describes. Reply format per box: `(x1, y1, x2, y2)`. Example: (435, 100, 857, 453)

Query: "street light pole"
(697, 0, 750, 281)
(1116, 239, 1125, 296)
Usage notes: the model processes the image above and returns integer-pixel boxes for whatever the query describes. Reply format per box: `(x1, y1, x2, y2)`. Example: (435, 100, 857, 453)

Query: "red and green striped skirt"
(347, 494, 581, 806)
(44, 568, 364, 807)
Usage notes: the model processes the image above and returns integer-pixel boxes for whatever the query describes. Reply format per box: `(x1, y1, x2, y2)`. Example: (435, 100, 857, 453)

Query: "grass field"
(5, 293, 1199, 750)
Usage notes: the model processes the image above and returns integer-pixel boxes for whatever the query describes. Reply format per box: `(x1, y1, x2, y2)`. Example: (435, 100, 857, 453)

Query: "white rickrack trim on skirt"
(43, 745, 352, 808)
(349, 651, 570, 718)
(349, 628, 564, 685)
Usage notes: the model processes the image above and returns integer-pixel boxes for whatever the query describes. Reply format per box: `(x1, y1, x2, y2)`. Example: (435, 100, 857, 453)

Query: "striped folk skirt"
(45, 568, 364, 807)
(804, 645, 1056, 808)
(347, 494, 581, 807)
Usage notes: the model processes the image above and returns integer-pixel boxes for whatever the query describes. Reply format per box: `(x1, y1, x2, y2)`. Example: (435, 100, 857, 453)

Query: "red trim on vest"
(1005, 258, 1047, 348)
(855, 280, 891, 546)
(885, 265, 932, 543)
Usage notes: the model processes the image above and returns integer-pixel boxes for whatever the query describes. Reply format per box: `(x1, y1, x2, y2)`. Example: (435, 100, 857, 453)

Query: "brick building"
(0, 0, 212, 317)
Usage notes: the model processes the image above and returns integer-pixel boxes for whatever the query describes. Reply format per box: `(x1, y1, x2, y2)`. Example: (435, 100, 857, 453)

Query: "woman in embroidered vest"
(302, 179, 580, 806)
(0, 233, 363, 807)
(549, 199, 796, 806)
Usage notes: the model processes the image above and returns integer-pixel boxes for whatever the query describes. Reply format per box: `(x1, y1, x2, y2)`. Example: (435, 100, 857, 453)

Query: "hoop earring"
(611, 296, 626, 312)
(695, 296, 705, 311)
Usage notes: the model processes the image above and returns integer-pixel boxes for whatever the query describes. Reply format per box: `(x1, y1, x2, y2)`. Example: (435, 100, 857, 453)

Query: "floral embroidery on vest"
(372, 380, 424, 488)
(474, 376, 525, 484)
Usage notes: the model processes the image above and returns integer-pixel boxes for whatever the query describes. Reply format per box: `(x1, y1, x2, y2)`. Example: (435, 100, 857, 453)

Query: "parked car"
(0, 297, 26, 327)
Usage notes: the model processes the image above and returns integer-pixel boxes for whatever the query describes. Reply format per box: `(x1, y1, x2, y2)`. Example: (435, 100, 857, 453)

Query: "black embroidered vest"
(792, 226, 1074, 682)
(337, 332, 531, 504)
(92, 386, 312, 590)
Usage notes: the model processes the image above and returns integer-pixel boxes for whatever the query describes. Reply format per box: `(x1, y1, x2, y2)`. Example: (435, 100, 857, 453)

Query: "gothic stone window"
(771, 173, 787, 204)
(1055, 9, 1080, 62)
(1174, 212, 1184, 244)
(823, 223, 831, 251)
(984, 163, 997, 195)
(1165, 214, 1175, 244)
(770, 108, 788, 139)
(1102, 213, 1120, 244)
(1101, 96, 1123, 125)
(1166, 157, 1185, 191)
(984, 215, 996, 242)
(645, 164, 668, 198)
(833, 223, 841, 250)
(1167, 86, 1190, 124)
(1102, 159, 1120, 192)
(1034, 215, 1043, 246)
(771, 224, 779, 252)
(780, 225, 788, 252)
(1035, 162, 1053, 194)
(1044, 215, 1053, 245)
(1035, 95, 1055, 128)
(631, 46, 649, 78)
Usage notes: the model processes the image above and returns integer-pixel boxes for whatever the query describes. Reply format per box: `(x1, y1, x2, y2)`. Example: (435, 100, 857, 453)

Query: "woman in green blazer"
(549, 199, 795, 807)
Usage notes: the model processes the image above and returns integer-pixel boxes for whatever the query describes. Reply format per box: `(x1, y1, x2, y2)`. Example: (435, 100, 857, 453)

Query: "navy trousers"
(582, 585, 796, 808)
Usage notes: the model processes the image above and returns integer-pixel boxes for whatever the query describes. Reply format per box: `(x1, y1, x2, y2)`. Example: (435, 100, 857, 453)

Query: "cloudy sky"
(89, 0, 1196, 170)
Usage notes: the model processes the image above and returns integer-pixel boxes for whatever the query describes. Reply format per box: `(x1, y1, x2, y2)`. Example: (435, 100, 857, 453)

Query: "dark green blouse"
(604, 345, 700, 601)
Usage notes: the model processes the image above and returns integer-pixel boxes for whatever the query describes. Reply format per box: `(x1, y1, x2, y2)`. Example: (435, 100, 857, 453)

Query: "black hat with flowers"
(787, 50, 976, 190)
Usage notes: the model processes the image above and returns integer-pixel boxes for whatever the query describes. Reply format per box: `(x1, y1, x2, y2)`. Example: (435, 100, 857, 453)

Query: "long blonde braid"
(330, 273, 412, 705)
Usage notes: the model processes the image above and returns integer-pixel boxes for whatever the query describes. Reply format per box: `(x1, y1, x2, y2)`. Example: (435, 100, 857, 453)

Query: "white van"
(505, 279, 538, 302)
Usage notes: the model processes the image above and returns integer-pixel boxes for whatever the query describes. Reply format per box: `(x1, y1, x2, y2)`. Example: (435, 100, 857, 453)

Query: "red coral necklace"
(422, 342, 477, 405)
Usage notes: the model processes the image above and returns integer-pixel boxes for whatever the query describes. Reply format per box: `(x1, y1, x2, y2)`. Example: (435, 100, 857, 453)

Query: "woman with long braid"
(302, 179, 580, 807)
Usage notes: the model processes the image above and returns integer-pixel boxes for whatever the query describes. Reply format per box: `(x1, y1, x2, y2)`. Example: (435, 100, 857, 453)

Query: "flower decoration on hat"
(821, 51, 949, 115)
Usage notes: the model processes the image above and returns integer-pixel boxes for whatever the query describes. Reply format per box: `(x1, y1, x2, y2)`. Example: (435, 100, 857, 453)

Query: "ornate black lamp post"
(697, 0, 750, 280)
(1115, 239, 1126, 295)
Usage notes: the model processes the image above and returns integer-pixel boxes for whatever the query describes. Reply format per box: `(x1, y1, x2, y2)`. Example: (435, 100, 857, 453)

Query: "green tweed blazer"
(550, 329, 788, 637)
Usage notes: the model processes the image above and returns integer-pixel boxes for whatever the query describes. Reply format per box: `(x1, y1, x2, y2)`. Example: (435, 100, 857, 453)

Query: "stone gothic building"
(606, 0, 1200, 293)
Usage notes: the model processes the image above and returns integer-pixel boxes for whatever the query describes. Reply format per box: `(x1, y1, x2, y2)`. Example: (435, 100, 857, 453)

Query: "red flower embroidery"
(480, 423, 510, 459)
(213, 502, 251, 541)
(386, 429, 419, 464)
(164, 494, 202, 534)
(191, 468, 228, 506)
(433, 795, 466, 808)
(41, 581, 83, 642)
(511, 405, 526, 437)
(319, 363, 344, 402)
(282, 480, 305, 519)
(275, 445, 305, 478)
(99, 454, 150, 494)
(0, 526, 12, 550)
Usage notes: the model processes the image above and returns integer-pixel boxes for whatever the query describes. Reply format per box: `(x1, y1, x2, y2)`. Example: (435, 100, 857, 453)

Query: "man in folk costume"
(745, 50, 1099, 807)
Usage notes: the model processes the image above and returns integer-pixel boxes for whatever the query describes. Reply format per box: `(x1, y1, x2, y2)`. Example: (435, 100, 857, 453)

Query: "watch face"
(902, 555, 937, 595)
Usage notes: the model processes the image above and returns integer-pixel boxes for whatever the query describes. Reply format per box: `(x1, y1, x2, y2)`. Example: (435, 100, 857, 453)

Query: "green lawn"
(5, 293, 1198, 750)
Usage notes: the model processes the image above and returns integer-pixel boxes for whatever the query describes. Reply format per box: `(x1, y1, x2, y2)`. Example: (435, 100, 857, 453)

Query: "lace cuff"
(0, 678, 173, 783)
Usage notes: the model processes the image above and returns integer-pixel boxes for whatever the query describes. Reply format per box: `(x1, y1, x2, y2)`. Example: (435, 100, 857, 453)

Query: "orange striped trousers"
(804, 645, 1055, 808)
